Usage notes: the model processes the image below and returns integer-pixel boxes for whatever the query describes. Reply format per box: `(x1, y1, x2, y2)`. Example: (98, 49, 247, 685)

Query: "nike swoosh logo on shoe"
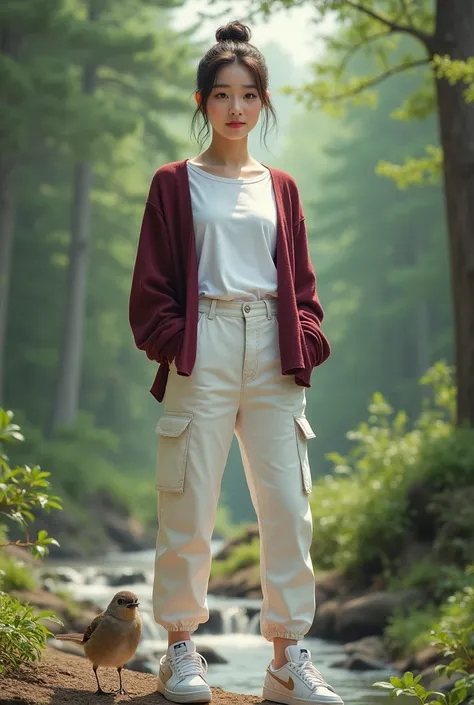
(267, 669, 295, 691)
(160, 666, 172, 683)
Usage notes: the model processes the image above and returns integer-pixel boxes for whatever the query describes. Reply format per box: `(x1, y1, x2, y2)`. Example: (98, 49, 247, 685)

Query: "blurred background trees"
(0, 0, 471, 543)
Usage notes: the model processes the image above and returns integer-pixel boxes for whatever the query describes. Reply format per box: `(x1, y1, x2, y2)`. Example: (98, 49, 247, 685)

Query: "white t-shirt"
(187, 161, 278, 301)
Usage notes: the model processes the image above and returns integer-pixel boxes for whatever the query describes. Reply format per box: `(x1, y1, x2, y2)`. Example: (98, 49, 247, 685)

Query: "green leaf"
(374, 681, 394, 690)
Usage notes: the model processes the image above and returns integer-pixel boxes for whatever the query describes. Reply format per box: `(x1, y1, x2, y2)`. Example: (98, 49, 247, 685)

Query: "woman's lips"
(227, 122, 245, 128)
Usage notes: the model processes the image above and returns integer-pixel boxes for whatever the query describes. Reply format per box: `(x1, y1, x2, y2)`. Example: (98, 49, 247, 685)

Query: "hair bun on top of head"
(215, 21, 251, 44)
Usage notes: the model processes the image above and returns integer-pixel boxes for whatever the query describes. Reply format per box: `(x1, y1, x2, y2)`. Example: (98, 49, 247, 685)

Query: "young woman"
(129, 20, 343, 705)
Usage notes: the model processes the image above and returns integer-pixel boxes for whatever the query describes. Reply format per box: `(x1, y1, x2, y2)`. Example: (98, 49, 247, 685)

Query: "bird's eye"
(117, 598, 124, 605)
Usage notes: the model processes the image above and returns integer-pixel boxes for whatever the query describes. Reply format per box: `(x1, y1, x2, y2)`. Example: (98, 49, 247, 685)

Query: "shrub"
(0, 409, 62, 558)
(387, 561, 474, 603)
(375, 573, 474, 704)
(416, 427, 474, 492)
(0, 591, 61, 674)
(384, 603, 440, 656)
(310, 362, 472, 581)
(211, 537, 260, 578)
(0, 553, 37, 591)
(0, 408, 63, 674)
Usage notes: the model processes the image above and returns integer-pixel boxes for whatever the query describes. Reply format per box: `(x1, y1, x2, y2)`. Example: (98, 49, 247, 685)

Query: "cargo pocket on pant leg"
(155, 412, 194, 493)
(294, 415, 316, 495)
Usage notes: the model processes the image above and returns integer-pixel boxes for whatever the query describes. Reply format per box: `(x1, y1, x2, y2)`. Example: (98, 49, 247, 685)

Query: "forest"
(0, 0, 472, 535)
(1, 2, 474, 703)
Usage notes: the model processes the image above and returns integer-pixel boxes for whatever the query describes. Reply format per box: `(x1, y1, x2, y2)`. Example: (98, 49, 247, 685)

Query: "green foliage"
(0, 410, 62, 558)
(0, 591, 62, 675)
(375, 580, 474, 704)
(417, 428, 474, 491)
(376, 53, 474, 189)
(3, 0, 200, 536)
(430, 488, 474, 567)
(387, 562, 474, 605)
(0, 410, 64, 672)
(10, 412, 159, 544)
(278, 43, 452, 491)
(211, 537, 260, 579)
(214, 502, 237, 540)
(384, 603, 440, 656)
(251, 0, 435, 113)
(310, 362, 473, 579)
(0, 554, 37, 592)
(433, 55, 474, 103)
(377, 144, 443, 188)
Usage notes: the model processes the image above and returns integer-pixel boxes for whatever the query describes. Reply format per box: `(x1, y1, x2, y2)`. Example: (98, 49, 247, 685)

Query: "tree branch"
(338, 30, 393, 74)
(344, 0, 434, 50)
(324, 58, 430, 102)
(0, 539, 35, 548)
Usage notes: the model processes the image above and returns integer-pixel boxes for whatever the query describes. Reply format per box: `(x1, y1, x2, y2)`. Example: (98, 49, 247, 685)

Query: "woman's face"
(200, 62, 267, 141)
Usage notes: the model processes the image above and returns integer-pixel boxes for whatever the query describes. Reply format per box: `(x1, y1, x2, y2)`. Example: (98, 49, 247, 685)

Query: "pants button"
(244, 305, 251, 313)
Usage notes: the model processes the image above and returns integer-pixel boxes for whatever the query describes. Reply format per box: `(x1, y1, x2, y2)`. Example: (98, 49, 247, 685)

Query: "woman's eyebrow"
(212, 83, 258, 89)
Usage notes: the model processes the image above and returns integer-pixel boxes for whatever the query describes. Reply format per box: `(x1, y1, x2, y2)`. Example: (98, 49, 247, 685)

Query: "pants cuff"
(262, 627, 308, 642)
(159, 622, 202, 633)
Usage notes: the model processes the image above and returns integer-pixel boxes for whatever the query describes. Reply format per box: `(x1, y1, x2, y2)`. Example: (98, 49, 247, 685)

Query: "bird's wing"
(83, 612, 105, 643)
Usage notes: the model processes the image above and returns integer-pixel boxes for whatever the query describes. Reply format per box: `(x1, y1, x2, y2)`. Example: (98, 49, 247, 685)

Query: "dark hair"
(191, 20, 277, 148)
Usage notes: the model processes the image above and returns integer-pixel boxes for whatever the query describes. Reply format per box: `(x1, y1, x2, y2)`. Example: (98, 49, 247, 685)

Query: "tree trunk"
(0, 157, 16, 405)
(0, 24, 21, 406)
(49, 2, 98, 432)
(435, 0, 474, 425)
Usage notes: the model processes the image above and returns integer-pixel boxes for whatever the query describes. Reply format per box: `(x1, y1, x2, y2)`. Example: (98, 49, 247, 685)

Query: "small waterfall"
(41, 554, 263, 638)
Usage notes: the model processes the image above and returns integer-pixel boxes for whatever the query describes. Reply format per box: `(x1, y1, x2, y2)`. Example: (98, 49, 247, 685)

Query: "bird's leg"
(93, 665, 108, 696)
(116, 666, 127, 695)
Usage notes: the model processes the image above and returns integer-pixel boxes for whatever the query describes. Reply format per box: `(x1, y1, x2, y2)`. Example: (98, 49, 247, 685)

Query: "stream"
(46, 546, 405, 704)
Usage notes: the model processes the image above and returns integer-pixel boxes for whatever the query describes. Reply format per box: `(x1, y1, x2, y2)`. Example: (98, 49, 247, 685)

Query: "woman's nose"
(229, 98, 242, 114)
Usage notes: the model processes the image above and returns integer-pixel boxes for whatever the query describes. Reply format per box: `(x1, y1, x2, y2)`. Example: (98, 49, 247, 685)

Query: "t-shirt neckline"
(186, 159, 270, 184)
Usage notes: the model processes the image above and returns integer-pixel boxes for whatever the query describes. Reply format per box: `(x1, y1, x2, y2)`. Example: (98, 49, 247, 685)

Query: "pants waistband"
(198, 297, 278, 319)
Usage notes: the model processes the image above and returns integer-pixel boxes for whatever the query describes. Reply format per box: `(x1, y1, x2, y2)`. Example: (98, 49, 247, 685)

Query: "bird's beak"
(127, 601, 139, 608)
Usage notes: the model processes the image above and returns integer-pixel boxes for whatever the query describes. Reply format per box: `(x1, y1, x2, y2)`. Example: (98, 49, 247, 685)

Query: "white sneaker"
(263, 645, 344, 705)
(157, 640, 212, 703)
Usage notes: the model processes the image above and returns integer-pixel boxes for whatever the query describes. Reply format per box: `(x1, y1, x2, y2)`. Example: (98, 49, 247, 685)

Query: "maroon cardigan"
(129, 159, 330, 402)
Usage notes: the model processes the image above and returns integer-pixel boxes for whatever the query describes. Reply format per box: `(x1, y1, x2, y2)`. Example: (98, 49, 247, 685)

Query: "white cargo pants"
(153, 298, 316, 641)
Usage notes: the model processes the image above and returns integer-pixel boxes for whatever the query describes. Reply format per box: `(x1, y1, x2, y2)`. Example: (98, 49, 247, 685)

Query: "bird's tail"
(56, 633, 84, 644)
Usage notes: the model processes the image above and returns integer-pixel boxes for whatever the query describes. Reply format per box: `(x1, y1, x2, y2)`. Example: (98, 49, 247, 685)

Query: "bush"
(384, 603, 441, 656)
(375, 576, 474, 704)
(430, 487, 474, 566)
(416, 426, 474, 492)
(0, 408, 63, 674)
(310, 362, 474, 581)
(387, 561, 474, 603)
(0, 591, 61, 674)
(0, 409, 62, 558)
(0, 553, 37, 591)
(211, 537, 260, 578)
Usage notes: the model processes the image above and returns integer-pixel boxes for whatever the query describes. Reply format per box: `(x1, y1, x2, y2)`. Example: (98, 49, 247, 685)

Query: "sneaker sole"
(157, 677, 212, 703)
(263, 685, 344, 705)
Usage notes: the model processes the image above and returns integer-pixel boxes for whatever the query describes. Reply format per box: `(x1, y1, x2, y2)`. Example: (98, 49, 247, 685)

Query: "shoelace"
(172, 651, 208, 680)
(291, 661, 333, 691)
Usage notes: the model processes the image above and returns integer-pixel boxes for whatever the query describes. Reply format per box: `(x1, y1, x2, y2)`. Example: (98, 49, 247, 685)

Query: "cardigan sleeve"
(129, 200, 184, 365)
(293, 216, 331, 387)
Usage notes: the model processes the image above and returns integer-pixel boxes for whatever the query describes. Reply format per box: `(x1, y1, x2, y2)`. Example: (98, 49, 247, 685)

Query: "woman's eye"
(245, 93, 257, 99)
(215, 92, 227, 99)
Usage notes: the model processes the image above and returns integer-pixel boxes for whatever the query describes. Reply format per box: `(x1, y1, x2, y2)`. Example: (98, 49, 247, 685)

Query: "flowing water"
(46, 547, 408, 703)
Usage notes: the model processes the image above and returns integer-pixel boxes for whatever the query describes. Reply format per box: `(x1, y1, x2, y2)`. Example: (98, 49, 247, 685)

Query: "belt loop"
(264, 299, 272, 320)
(207, 299, 217, 320)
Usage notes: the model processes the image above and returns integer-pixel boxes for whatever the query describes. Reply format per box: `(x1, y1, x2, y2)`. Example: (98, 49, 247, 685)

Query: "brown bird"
(56, 590, 142, 695)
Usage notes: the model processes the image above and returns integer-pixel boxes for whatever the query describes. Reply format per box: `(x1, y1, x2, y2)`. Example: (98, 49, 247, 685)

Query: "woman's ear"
(195, 91, 202, 107)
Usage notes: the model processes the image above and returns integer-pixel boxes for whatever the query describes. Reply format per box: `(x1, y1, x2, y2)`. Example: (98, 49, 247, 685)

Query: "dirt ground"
(0, 647, 266, 705)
